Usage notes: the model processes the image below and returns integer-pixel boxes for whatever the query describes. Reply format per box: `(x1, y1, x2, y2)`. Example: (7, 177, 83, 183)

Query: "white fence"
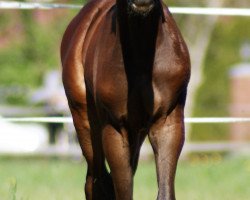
(1, 1, 250, 16)
(2, 116, 250, 124)
(0, 116, 250, 158)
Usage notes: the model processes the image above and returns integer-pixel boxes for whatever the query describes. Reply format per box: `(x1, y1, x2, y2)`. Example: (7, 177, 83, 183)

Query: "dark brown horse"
(61, 0, 190, 199)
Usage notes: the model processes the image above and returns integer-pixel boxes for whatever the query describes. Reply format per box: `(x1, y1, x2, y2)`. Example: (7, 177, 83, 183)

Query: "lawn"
(0, 155, 250, 200)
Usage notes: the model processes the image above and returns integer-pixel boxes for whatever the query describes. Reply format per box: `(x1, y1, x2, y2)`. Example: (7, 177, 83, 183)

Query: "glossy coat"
(61, 0, 190, 199)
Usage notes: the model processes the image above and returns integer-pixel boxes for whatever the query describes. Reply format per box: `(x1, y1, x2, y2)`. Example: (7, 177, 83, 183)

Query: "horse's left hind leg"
(149, 104, 185, 200)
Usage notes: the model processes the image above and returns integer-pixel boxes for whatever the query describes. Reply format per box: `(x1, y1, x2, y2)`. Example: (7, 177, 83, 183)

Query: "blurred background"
(0, 0, 250, 199)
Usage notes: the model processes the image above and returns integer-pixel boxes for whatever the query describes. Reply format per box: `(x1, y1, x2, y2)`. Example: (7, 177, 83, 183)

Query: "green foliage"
(0, 12, 10, 30)
(190, 17, 250, 141)
(0, 9, 78, 104)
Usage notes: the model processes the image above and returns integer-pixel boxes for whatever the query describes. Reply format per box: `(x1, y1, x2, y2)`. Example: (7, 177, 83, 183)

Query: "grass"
(0, 156, 250, 200)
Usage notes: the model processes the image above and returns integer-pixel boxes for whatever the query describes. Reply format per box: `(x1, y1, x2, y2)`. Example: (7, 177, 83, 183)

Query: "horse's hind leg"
(68, 103, 94, 200)
(85, 90, 115, 200)
(149, 104, 185, 200)
(68, 91, 112, 200)
(102, 125, 133, 200)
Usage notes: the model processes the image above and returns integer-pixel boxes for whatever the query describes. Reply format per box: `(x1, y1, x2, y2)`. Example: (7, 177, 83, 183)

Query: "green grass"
(0, 156, 250, 200)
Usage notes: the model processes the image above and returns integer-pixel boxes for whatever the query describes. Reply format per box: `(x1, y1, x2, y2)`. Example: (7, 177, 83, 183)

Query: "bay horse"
(61, 0, 190, 199)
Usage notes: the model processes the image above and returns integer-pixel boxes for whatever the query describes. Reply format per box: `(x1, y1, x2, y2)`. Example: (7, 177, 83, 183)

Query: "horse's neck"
(116, 3, 162, 80)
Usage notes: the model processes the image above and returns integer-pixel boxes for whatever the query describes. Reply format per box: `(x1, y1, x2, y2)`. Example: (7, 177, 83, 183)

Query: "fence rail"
(0, 1, 82, 9)
(1, 1, 250, 16)
(1, 117, 250, 124)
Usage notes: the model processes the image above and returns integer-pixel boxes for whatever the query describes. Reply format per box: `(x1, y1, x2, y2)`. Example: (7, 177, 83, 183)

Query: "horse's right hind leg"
(63, 70, 113, 199)
(70, 104, 113, 200)
(69, 104, 94, 199)
(85, 89, 115, 200)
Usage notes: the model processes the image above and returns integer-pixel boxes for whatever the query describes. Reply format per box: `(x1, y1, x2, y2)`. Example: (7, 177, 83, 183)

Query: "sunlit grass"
(0, 156, 250, 200)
